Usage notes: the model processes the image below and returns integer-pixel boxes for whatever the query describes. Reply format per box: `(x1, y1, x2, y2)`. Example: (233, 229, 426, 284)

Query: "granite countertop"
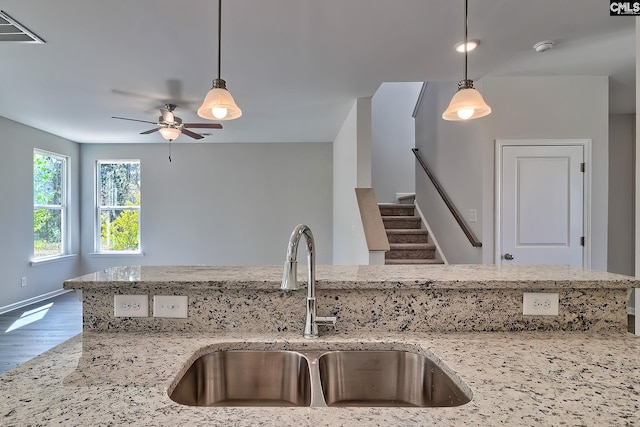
(64, 264, 637, 290)
(1, 330, 639, 426)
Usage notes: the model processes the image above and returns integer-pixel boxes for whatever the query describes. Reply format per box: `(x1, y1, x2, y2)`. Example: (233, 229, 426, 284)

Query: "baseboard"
(0, 289, 70, 315)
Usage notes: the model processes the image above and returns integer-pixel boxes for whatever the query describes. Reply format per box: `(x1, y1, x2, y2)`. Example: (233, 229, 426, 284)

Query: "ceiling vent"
(0, 10, 45, 43)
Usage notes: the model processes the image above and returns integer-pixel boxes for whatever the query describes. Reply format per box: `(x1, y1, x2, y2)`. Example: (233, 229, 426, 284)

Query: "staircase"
(379, 202, 443, 265)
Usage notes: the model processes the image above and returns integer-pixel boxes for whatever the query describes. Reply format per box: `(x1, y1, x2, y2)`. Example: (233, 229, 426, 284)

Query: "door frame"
(494, 139, 592, 268)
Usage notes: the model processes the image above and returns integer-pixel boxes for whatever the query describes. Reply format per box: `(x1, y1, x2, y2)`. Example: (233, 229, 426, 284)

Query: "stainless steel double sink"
(169, 348, 472, 408)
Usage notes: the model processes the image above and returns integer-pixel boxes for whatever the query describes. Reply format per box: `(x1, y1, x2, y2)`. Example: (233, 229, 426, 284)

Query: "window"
(96, 160, 141, 253)
(33, 150, 68, 259)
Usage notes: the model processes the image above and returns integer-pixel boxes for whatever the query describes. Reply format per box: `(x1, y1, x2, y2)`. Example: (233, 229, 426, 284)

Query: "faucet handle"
(315, 316, 338, 331)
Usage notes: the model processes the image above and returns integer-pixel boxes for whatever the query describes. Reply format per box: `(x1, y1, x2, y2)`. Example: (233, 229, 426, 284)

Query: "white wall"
(80, 142, 333, 273)
(371, 82, 422, 203)
(608, 114, 635, 277)
(415, 76, 609, 269)
(482, 76, 609, 270)
(414, 81, 484, 264)
(0, 117, 81, 310)
(333, 98, 372, 264)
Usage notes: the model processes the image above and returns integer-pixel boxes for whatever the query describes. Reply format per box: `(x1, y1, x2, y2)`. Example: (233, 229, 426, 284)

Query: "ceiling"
(0, 0, 635, 144)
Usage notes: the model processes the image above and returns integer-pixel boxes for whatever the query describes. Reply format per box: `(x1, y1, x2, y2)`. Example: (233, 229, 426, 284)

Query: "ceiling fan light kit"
(112, 104, 222, 142)
(442, 0, 491, 121)
(198, 0, 242, 121)
(159, 127, 181, 141)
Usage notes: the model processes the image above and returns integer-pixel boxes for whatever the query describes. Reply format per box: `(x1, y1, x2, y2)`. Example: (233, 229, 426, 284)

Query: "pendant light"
(197, 0, 242, 121)
(442, 0, 491, 121)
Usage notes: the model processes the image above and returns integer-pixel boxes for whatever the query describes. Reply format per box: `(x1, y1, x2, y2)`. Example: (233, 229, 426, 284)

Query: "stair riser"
(379, 207, 415, 216)
(382, 218, 422, 229)
(385, 259, 443, 265)
(385, 248, 436, 259)
(387, 233, 429, 244)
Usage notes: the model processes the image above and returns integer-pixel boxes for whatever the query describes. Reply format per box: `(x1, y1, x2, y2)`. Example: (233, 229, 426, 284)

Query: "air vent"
(0, 10, 45, 43)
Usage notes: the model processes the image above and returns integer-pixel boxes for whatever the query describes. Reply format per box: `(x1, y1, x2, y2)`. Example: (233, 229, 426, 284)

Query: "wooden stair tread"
(378, 203, 416, 208)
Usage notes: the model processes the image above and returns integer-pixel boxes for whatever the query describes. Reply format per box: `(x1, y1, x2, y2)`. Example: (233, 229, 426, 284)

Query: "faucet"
(281, 224, 337, 339)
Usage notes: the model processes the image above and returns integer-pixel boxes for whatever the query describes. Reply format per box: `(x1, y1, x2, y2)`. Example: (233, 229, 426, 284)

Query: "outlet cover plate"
(523, 292, 559, 316)
(114, 294, 148, 317)
(153, 295, 188, 318)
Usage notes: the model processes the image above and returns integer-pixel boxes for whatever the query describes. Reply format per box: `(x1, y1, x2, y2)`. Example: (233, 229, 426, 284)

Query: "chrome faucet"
(281, 224, 337, 339)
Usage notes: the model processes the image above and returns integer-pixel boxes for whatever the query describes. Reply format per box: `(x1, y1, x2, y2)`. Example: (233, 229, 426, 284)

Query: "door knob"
(503, 253, 514, 260)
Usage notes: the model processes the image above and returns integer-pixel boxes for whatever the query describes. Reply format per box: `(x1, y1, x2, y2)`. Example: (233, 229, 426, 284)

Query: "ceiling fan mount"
(112, 104, 222, 141)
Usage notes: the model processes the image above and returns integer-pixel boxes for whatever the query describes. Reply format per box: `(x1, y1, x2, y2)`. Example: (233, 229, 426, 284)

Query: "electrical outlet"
(114, 295, 148, 317)
(523, 292, 559, 316)
(21, 277, 27, 287)
(153, 295, 188, 318)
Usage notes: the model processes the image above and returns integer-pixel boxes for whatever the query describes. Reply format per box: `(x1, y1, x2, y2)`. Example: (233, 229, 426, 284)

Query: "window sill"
(30, 254, 78, 267)
(87, 252, 145, 258)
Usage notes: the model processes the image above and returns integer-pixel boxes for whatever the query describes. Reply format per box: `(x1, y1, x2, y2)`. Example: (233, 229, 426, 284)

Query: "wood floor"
(0, 291, 635, 375)
(0, 291, 82, 374)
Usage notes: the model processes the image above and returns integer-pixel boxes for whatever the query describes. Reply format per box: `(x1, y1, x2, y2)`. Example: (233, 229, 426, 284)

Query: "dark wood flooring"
(0, 291, 635, 375)
(0, 291, 82, 374)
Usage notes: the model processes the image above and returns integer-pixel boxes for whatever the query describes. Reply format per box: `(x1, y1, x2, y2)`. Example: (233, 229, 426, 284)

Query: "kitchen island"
(1, 265, 638, 426)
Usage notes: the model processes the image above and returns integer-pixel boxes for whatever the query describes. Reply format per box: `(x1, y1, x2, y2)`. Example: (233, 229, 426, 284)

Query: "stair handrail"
(411, 148, 482, 248)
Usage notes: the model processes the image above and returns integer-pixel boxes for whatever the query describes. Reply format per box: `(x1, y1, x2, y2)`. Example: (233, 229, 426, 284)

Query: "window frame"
(95, 159, 141, 254)
(33, 149, 69, 260)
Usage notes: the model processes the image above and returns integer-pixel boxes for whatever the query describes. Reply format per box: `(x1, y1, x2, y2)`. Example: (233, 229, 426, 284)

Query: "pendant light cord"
(463, 0, 468, 82)
(218, 0, 222, 80)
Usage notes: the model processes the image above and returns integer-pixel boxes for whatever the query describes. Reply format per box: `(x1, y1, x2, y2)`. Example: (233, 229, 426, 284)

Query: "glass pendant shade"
(442, 86, 492, 121)
(159, 127, 181, 141)
(197, 79, 242, 121)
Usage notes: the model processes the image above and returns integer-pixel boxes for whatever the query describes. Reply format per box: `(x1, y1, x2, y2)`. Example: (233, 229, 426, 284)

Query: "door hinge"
(580, 236, 585, 246)
(580, 162, 585, 173)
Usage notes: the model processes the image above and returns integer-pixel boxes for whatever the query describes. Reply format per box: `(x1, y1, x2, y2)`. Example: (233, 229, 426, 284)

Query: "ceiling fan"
(112, 104, 222, 141)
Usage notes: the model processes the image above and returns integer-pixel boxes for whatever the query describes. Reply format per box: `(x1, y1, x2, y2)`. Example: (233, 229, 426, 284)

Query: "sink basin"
(169, 347, 471, 408)
(318, 350, 471, 407)
(169, 350, 311, 407)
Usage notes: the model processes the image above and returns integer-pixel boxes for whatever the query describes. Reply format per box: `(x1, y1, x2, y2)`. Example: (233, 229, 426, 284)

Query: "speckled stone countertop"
(63, 264, 637, 291)
(2, 265, 635, 425)
(1, 330, 639, 426)
(64, 265, 635, 334)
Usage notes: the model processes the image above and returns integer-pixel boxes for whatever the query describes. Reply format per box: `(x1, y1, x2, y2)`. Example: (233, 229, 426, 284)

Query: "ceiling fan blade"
(140, 127, 161, 135)
(183, 123, 223, 129)
(180, 128, 204, 140)
(112, 116, 158, 125)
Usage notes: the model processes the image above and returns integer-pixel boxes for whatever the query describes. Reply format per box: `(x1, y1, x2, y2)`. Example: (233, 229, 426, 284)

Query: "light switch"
(469, 209, 477, 223)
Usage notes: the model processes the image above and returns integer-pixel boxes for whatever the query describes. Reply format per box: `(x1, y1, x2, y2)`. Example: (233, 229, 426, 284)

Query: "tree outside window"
(34, 150, 67, 259)
(97, 161, 140, 252)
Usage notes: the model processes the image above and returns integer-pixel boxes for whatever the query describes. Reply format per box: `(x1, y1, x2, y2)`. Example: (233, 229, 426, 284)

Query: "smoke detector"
(533, 40, 555, 53)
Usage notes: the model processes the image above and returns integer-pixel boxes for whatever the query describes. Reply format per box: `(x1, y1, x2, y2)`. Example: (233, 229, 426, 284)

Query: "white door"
(498, 144, 584, 266)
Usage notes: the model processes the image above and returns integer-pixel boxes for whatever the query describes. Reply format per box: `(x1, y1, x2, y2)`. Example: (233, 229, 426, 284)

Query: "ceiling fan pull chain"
(169, 142, 172, 163)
